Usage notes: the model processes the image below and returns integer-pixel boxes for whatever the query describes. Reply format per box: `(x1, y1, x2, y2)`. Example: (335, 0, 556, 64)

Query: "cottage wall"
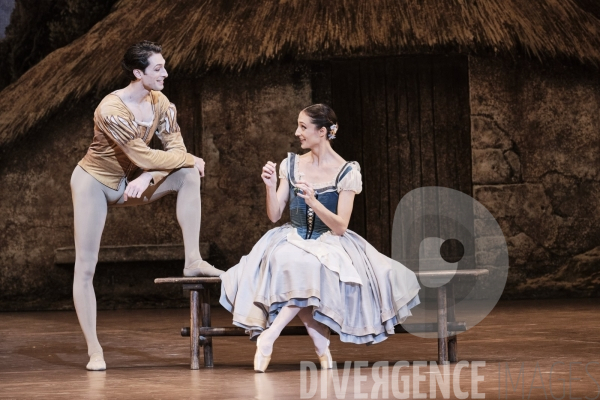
(469, 56, 600, 298)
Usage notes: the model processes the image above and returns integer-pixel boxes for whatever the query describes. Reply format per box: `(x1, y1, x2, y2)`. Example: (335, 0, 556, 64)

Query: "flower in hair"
(328, 124, 338, 140)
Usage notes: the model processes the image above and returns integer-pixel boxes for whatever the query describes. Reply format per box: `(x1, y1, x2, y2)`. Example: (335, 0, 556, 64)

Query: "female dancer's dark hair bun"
(302, 104, 339, 140)
(121, 40, 162, 81)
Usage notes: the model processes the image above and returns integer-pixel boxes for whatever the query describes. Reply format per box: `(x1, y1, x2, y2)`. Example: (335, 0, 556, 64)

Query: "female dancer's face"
(295, 111, 326, 149)
(136, 52, 168, 91)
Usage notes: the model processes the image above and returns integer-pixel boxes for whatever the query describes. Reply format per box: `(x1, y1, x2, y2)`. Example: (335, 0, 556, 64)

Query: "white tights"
(70, 166, 203, 360)
(258, 306, 330, 356)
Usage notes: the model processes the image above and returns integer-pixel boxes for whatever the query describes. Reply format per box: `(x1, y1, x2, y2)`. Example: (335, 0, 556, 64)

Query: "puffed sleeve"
(278, 157, 289, 181)
(337, 162, 363, 194)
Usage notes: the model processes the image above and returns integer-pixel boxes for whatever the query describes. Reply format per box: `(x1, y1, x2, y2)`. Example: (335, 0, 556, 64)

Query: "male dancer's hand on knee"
(193, 156, 205, 177)
(123, 172, 153, 201)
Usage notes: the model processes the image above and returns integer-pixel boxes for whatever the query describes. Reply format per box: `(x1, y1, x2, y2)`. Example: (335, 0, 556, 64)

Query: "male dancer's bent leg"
(114, 167, 223, 276)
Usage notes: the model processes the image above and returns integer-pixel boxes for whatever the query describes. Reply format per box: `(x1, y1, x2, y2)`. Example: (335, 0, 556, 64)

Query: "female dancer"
(71, 41, 223, 371)
(219, 104, 421, 372)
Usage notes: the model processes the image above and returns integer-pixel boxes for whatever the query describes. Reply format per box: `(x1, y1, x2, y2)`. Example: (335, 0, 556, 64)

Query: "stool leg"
(201, 288, 213, 367)
(447, 283, 458, 362)
(437, 285, 449, 365)
(190, 289, 200, 370)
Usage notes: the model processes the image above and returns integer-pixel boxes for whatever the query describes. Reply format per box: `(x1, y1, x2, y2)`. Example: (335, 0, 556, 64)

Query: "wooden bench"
(155, 269, 488, 369)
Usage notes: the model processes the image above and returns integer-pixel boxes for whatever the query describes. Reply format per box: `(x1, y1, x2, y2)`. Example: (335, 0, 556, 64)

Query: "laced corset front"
(286, 153, 352, 240)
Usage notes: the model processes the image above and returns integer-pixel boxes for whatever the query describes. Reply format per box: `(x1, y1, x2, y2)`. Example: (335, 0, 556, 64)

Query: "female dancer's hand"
(261, 161, 277, 188)
(193, 156, 206, 177)
(295, 181, 317, 207)
(123, 172, 153, 201)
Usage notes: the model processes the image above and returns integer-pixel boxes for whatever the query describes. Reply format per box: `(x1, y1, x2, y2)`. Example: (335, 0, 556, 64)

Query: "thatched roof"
(574, 0, 600, 20)
(1, 0, 600, 147)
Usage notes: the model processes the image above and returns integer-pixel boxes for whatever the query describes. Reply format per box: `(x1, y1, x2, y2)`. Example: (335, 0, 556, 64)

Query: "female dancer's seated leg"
(255, 306, 331, 372)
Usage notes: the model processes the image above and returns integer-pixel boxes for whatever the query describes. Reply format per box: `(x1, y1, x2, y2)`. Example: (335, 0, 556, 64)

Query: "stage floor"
(0, 299, 599, 399)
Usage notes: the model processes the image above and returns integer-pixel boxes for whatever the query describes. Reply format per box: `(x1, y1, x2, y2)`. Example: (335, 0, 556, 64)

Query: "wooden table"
(155, 269, 488, 369)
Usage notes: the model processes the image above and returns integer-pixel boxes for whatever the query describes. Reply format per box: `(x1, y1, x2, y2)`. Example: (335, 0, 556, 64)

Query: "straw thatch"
(574, 0, 600, 20)
(1, 0, 599, 147)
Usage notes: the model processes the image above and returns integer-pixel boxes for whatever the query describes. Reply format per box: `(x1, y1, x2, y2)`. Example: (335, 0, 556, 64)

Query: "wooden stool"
(155, 277, 221, 369)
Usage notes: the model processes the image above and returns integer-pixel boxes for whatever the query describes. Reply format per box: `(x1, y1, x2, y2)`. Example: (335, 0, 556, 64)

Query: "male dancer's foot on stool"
(183, 260, 224, 277)
(86, 351, 106, 371)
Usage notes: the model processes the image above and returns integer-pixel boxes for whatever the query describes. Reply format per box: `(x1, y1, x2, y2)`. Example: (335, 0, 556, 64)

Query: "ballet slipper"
(314, 328, 332, 369)
(316, 340, 333, 369)
(183, 260, 224, 277)
(254, 337, 272, 373)
(86, 352, 106, 371)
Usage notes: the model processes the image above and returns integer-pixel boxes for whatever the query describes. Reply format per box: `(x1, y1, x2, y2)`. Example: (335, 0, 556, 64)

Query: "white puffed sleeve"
(278, 157, 289, 181)
(337, 162, 362, 194)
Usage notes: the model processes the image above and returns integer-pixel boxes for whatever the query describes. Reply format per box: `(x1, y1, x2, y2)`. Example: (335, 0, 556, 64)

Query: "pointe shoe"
(183, 260, 225, 277)
(86, 352, 106, 371)
(254, 337, 272, 373)
(316, 340, 333, 369)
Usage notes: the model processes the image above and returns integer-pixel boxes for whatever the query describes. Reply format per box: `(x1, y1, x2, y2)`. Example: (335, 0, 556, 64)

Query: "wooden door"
(312, 56, 472, 256)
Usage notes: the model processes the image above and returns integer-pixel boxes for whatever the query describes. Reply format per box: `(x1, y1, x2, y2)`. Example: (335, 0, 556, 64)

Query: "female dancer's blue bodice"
(286, 153, 352, 240)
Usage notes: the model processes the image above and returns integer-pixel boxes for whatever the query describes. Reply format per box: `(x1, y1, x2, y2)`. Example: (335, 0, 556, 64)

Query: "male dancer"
(71, 41, 223, 370)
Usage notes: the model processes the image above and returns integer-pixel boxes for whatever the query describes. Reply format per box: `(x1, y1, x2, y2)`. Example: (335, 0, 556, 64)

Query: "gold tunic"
(78, 90, 195, 190)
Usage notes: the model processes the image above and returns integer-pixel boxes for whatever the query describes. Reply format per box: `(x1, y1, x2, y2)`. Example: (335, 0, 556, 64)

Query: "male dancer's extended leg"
(71, 166, 110, 371)
(115, 167, 223, 276)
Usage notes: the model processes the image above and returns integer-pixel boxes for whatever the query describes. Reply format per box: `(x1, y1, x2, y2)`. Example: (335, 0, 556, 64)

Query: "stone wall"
(469, 56, 600, 299)
(0, 63, 310, 310)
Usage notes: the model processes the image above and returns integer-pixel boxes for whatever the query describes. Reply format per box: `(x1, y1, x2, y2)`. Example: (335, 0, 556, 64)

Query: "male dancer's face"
(138, 53, 168, 91)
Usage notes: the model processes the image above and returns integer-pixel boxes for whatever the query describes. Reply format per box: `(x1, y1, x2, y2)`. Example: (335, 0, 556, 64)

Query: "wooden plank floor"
(0, 299, 599, 399)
